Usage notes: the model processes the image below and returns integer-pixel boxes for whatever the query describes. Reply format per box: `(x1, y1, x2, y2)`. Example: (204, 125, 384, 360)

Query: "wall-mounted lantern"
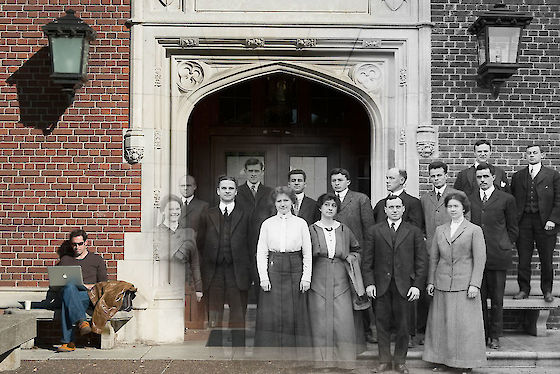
(467, 3, 532, 98)
(42, 9, 96, 102)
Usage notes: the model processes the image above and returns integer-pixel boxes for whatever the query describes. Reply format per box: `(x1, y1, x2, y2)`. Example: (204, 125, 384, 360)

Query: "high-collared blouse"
(256, 212, 312, 283)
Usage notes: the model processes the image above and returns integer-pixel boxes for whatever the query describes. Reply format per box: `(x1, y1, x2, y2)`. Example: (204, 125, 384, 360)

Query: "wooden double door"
(209, 136, 340, 202)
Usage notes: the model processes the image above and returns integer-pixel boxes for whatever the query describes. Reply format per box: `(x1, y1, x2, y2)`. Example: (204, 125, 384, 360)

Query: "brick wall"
(430, 0, 560, 326)
(0, 1, 138, 287)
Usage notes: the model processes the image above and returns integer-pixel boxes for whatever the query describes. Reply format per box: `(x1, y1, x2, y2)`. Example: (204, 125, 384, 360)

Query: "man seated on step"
(57, 229, 107, 352)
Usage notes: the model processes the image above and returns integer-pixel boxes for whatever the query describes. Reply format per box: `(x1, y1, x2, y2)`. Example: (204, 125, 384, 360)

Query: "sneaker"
(78, 321, 92, 336)
(57, 342, 76, 352)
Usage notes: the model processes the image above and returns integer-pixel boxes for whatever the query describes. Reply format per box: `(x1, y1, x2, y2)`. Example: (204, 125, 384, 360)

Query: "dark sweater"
(58, 252, 108, 284)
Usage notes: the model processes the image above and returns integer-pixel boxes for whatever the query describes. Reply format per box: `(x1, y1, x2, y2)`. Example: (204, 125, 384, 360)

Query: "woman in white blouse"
(254, 186, 312, 352)
(308, 192, 361, 362)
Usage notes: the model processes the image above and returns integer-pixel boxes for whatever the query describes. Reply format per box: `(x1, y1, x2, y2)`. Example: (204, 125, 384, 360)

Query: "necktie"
(223, 206, 228, 217)
(436, 192, 441, 201)
(482, 192, 488, 204)
(251, 185, 257, 197)
(294, 199, 300, 216)
(530, 167, 536, 179)
(391, 222, 396, 232)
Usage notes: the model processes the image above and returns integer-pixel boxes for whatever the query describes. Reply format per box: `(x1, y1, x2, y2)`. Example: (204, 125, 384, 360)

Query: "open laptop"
(47, 266, 84, 289)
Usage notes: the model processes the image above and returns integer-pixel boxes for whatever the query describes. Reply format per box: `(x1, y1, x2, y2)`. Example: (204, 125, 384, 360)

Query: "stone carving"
(124, 128, 145, 164)
(154, 130, 161, 150)
(361, 39, 382, 48)
(399, 129, 406, 144)
(177, 61, 204, 92)
(154, 189, 161, 208)
(296, 39, 317, 49)
(245, 38, 265, 48)
(416, 124, 436, 158)
(180, 38, 199, 48)
(382, 0, 406, 11)
(351, 63, 383, 92)
(154, 67, 162, 88)
(399, 68, 407, 87)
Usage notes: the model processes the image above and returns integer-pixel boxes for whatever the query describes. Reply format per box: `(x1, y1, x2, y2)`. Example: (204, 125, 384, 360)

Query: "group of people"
(152, 141, 559, 373)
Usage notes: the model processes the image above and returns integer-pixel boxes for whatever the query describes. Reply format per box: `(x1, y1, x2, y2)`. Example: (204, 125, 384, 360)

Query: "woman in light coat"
(423, 192, 487, 373)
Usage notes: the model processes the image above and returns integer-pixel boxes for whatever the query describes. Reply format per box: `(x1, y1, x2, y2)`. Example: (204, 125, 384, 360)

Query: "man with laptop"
(55, 229, 107, 352)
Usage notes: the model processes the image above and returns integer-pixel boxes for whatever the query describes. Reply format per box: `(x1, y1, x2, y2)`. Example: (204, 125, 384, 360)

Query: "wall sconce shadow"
(6, 47, 72, 135)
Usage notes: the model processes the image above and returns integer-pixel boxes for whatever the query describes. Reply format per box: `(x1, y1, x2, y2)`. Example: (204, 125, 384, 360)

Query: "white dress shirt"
(256, 212, 312, 283)
(480, 185, 495, 202)
(336, 188, 349, 202)
(387, 218, 402, 231)
(450, 217, 465, 237)
(529, 162, 542, 179)
(219, 201, 235, 215)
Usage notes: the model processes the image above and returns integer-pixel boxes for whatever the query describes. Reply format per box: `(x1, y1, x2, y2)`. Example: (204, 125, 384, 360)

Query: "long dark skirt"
(308, 257, 356, 361)
(423, 289, 487, 369)
(254, 251, 311, 349)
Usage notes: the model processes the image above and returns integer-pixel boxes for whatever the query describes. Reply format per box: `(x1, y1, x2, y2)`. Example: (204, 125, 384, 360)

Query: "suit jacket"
(362, 221, 427, 299)
(334, 190, 375, 251)
(428, 220, 486, 291)
(373, 191, 424, 231)
(178, 197, 209, 235)
(421, 186, 462, 251)
(511, 165, 560, 233)
(469, 189, 518, 270)
(235, 183, 275, 252)
(198, 206, 251, 291)
(297, 195, 320, 226)
(454, 164, 509, 196)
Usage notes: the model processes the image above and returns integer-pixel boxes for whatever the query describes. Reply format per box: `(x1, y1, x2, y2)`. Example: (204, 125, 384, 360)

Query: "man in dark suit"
(373, 168, 424, 346)
(178, 175, 209, 237)
(418, 161, 462, 344)
(199, 176, 251, 346)
(235, 158, 274, 286)
(288, 169, 319, 226)
(454, 139, 509, 196)
(177, 174, 209, 327)
(330, 167, 376, 343)
(363, 196, 427, 374)
(373, 168, 424, 231)
(511, 145, 560, 302)
(470, 163, 518, 349)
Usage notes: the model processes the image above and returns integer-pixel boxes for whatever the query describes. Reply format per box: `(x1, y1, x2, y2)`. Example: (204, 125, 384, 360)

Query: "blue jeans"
(60, 283, 91, 343)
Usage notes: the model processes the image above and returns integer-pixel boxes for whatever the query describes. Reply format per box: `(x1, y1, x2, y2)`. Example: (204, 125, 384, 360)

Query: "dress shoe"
(544, 292, 554, 303)
(395, 364, 409, 374)
(373, 363, 391, 373)
(366, 332, 377, 344)
(513, 290, 529, 300)
(489, 338, 500, 349)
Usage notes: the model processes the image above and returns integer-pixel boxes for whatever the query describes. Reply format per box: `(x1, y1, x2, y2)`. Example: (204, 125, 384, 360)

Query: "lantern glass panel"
(476, 31, 487, 65)
(50, 36, 84, 74)
(488, 26, 521, 63)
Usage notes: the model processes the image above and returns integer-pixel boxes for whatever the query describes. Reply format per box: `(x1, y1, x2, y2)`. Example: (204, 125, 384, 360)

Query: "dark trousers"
(481, 269, 506, 339)
(517, 213, 556, 294)
(375, 279, 410, 365)
(207, 263, 248, 346)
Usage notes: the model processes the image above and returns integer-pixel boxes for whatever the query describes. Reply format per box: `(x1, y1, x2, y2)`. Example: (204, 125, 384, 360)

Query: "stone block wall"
(0, 1, 138, 286)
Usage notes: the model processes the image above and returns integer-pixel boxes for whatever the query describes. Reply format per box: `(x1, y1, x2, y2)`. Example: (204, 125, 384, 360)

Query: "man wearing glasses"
(57, 229, 107, 352)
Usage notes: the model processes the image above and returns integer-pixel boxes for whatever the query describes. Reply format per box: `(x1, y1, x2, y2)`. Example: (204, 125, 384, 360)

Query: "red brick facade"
(0, 1, 138, 287)
(428, 0, 560, 282)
